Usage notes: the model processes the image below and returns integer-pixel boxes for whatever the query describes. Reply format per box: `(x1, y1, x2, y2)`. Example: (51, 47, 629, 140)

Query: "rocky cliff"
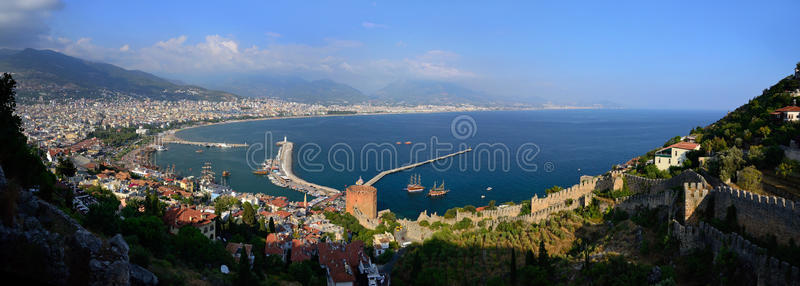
(0, 167, 157, 286)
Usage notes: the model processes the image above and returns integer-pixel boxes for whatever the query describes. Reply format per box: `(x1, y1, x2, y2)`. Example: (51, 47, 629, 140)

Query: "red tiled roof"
(660, 142, 700, 151)
(226, 242, 253, 263)
(776, 106, 800, 112)
(163, 206, 217, 229)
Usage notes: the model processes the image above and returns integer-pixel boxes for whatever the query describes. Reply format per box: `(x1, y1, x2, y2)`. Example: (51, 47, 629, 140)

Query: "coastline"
(167, 106, 606, 139)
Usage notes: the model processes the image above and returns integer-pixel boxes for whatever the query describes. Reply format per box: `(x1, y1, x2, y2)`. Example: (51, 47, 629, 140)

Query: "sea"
(154, 109, 725, 218)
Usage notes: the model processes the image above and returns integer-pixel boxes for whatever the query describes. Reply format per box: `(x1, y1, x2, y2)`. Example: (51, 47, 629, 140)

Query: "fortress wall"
(684, 182, 710, 222)
(623, 170, 706, 194)
(673, 221, 799, 286)
(530, 177, 599, 213)
(614, 189, 675, 212)
(712, 186, 800, 244)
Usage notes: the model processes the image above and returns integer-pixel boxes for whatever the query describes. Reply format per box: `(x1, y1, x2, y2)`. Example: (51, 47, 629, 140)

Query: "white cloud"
(362, 21, 388, 29)
(45, 34, 476, 89)
(266, 31, 282, 38)
(0, 0, 64, 48)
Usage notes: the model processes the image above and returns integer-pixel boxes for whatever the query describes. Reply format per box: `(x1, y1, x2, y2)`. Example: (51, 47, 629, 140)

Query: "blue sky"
(2, 0, 799, 109)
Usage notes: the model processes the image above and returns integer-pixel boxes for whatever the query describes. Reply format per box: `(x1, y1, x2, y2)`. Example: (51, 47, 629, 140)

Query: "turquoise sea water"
(154, 109, 724, 218)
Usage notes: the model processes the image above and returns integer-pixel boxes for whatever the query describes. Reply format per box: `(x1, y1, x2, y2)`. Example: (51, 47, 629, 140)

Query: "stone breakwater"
(673, 221, 799, 286)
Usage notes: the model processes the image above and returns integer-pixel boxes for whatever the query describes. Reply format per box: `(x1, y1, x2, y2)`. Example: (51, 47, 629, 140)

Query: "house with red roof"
(771, 105, 800, 122)
(655, 142, 700, 171)
(226, 242, 255, 265)
(163, 206, 217, 240)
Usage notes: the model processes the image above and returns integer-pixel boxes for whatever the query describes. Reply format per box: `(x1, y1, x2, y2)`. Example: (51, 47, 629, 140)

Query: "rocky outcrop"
(0, 166, 156, 285)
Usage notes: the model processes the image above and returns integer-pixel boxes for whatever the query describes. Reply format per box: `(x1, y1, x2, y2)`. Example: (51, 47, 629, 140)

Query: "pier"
(363, 148, 472, 186)
(160, 131, 247, 148)
(276, 141, 341, 196)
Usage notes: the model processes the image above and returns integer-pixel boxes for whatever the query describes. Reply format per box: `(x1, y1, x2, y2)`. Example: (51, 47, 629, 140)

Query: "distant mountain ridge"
(0, 48, 238, 101)
(209, 75, 369, 105)
(372, 80, 494, 105)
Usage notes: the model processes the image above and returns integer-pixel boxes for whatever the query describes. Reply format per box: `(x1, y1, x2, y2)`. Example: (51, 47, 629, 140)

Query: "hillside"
(0, 49, 238, 101)
(209, 75, 368, 105)
(700, 63, 800, 147)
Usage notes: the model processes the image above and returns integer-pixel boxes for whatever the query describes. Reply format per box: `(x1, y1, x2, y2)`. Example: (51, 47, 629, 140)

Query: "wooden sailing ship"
(427, 181, 450, 197)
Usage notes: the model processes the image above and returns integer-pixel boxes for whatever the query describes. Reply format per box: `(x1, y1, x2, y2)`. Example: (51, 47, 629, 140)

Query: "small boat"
(406, 174, 424, 192)
(195, 149, 204, 153)
(481, 195, 486, 199)
(222, 171, 230, 177)
(427, 181, 450, 197)
(396, 142, 402, 145)
(404, 141, 412, 145)
(486, 187, 493, 191)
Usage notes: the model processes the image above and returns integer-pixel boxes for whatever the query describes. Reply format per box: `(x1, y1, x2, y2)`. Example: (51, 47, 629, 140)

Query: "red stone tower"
(345, 177, 377, 219)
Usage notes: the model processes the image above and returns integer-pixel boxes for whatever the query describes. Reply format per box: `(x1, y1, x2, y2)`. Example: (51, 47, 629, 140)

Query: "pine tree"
(537, 240, 549, 268)
(525, 249, 535, 266)
(510, 248, 517, 285)
(268, 217, 275, 233)
(242, 202, 256, 227)
(234, 246, 254, 286)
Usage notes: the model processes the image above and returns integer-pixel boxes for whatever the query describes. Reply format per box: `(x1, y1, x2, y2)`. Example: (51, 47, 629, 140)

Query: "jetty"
(363, 148, 472, 186)
(160, 131, 247, 148)
(275, 141, 341, 196)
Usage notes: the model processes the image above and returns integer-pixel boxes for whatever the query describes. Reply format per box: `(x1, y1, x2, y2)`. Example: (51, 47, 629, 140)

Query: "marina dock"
(363, 148, 472, 186)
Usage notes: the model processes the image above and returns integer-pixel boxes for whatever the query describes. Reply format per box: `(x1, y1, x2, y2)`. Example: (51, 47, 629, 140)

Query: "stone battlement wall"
(715, 185, 798, 244)
(530, 177, 599, 213)
(614, 190, 676, 212)
(672, 221, 799, 286)
(683, 183, 800, 244)
(623, 170, 706, 194)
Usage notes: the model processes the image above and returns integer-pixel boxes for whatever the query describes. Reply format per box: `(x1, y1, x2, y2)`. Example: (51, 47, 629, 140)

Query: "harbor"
(265, 138, 342, 197)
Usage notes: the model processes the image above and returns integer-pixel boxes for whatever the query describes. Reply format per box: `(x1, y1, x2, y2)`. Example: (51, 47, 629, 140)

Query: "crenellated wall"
(614, 189, 676, 212)
(672, 221, 799, 286)
(682, 183, 800, 245)
(623, 170, 707, 194)
(530, 176, 599, 213)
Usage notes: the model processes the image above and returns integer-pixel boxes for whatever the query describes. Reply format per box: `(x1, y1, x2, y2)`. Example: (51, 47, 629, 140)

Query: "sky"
(1, 0, 799, 109)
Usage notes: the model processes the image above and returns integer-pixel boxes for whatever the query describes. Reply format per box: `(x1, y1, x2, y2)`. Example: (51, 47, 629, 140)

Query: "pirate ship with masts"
(406, 174, 425, 192)
(427, 181, 450, 197)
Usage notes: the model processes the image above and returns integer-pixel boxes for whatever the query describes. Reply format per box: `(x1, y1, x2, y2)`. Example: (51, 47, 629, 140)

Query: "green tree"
(55, 157, 77, 178)
(510, 249, 517, 285)
(537, 240, 549, 269)
(242, 202, 256, 227)
(776, 161, 795, 178)
(0, 73, 55, 200)
(758, 126, 771, 138)
(544, 185, 564, 194)
(737, 166, 762, 192)
(268, 217, 276, 233)
(235, 246, 255, 286)
(121, 215, 168, 253)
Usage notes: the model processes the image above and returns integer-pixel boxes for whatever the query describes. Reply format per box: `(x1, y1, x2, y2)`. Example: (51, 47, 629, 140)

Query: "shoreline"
(167, 106, 607, 139)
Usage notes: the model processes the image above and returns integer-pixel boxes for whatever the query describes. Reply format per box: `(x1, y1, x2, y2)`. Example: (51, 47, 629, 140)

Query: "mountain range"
(0, 48, 238, 101)
(0, 48, 559, 107)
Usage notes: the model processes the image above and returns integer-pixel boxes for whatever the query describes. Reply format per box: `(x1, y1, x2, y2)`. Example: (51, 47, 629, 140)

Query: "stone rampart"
(712, 185, 800, 244)
(614, 189, 675, 212)
(530, 177, 599, 213)
(672, 221, 799, 286)
(623, 170, 706, 194)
